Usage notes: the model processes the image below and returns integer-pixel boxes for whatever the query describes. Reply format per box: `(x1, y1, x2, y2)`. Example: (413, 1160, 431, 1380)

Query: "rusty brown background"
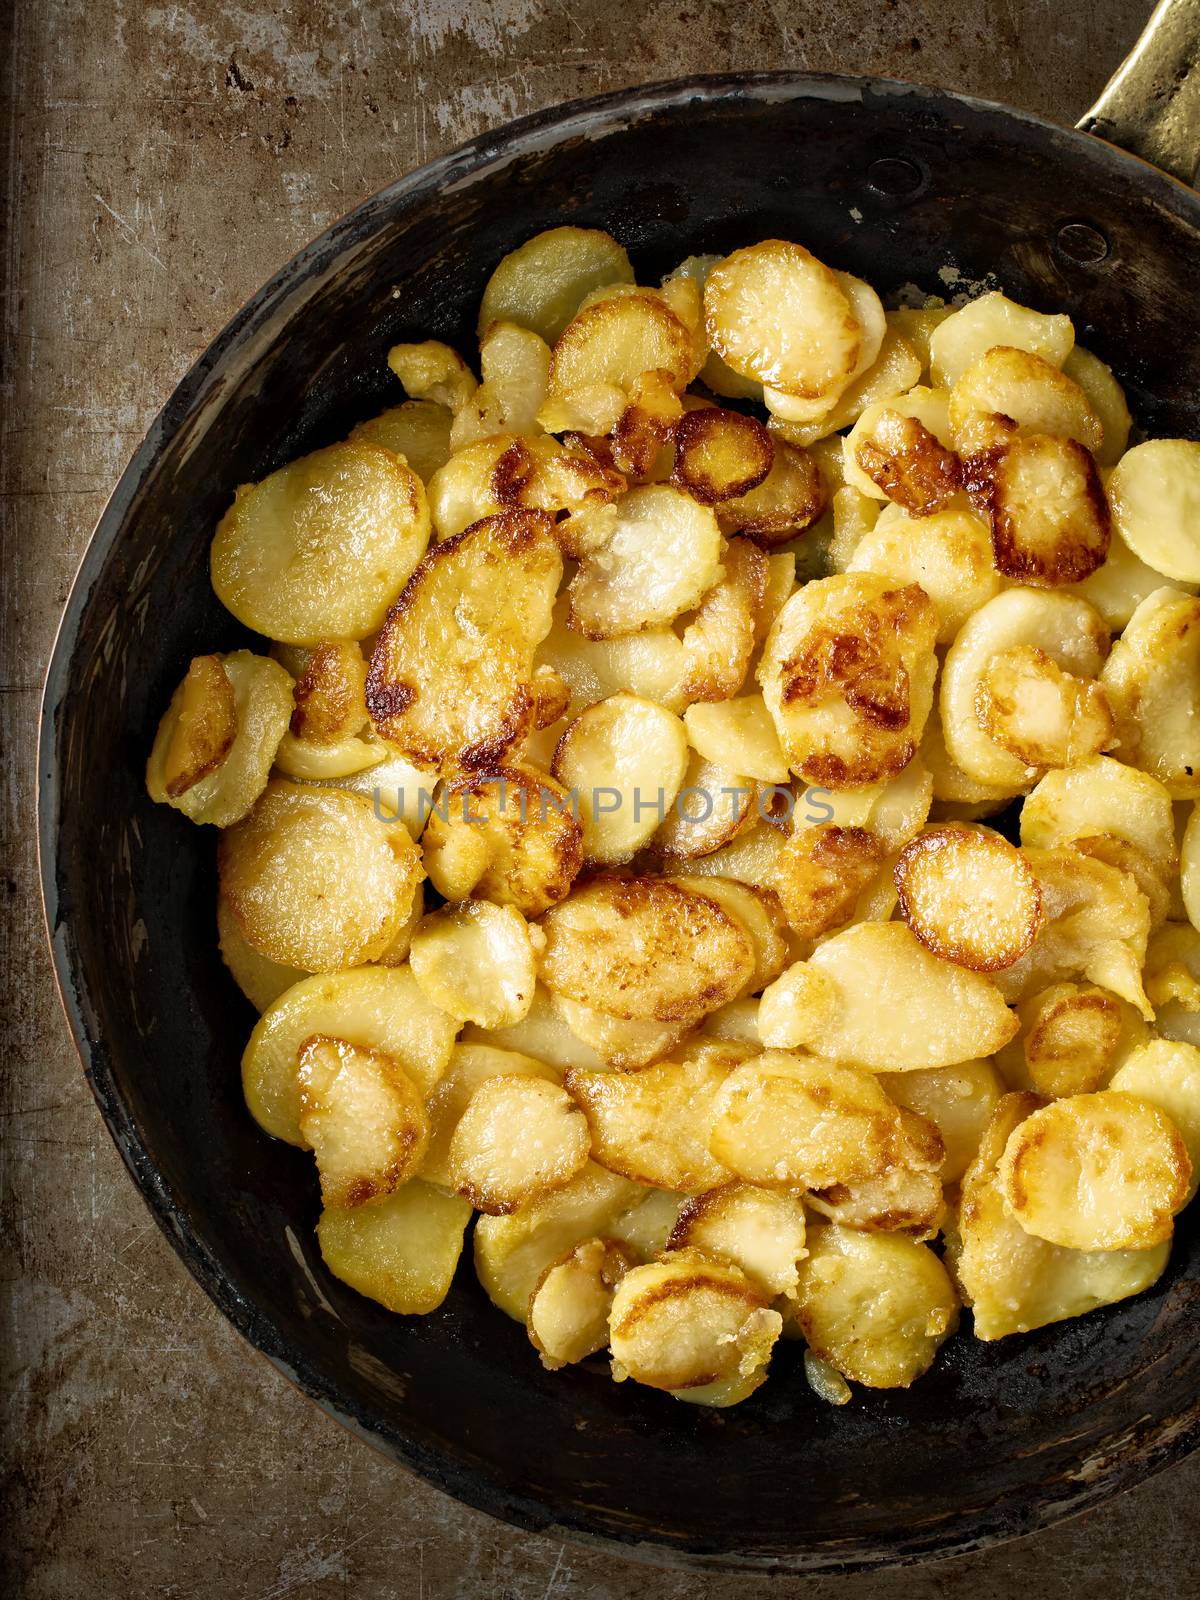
(3, 1, 1198, 1595)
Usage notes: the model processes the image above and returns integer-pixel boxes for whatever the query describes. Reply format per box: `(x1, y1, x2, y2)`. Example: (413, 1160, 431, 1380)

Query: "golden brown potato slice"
(758, 573, 938, 790)
(348, 398, 453, 484)
(791, 1225, 959, 1388)
(651, 752, 753, 861)
(708, 1051, 900, 1189)
(1021, 759, 1177, 888)
(757, 962, 838, 1050)
(146, 650, 294, 827)
(982, 433, 1111, 583)
(975, 645, 1114, 771)
(367, 509, 562, 774)
(607, 368, 682, 478)
(537, 875, 756, 1027)
(878, 1059, 1004, 1182)
(682, 818, 788, 894)
(1010, 982, 1128, 1098)
(447, 1074, 590, 1214)
(218, 780, 422, 972)
(671, 407, 773, 504)
(421, 763, 583, 918)
(527, 1237, 635, 1369)
(1068, 834, 1170, 933)
(772, 823, 883, 941)
(949, 346, 1103, 454)
(317, 1179, 472, 1315)
(428, 432, 625, 544)
(762, 271, 885, 421)
(716, 437, 828, 548)
(478, 226, 634, 343)
(887, 304, 951, 375)
(242, 965, 459, 1146)
(408, 900, 536, 1029)
(564, 1055, 734, 1192)
(609, 1250, 782, 1401)
(297, 1035, 428, 1208)
(680, 537, 767, 703)
(998, 1090, 1191, 1250)
(387, 340, 477, 412)
(893, 825, 1042, 972)
(670, 875, 788, 995)
(1110, 1039, 1200, 1197)
(851, 408, 962, 516)
(766, 325, 923, 449)
(421, 1043, 558, 1187)
(806, 1163, 945, 1242)
(1101, 588, 1200, 799)
(1062, 347, 1130, 466)
(286, 638, 369, 744)
(847, 503, 999, 645)
(668, 1184, 807, 1297)
(1107, 438, 1200, 584)
(210, 441, 430, 644)
(217, 893, 308, 1013)
(546, 291, 695, 415)
(550, 994, 690, 1072)
(684, 694, 791, 784)
(449, 322, 552, 450)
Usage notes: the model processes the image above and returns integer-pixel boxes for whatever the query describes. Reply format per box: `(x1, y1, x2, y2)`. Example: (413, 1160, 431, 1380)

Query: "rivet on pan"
(866, 156, 924, 197)
(1055, 221, 1109, 264)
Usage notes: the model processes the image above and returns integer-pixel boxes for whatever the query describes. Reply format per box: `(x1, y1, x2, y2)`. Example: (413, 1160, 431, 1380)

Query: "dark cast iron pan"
(36, 0, 1200, 1573)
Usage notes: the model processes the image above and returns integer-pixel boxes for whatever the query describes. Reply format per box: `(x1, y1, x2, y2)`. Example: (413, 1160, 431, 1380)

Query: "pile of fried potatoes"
(148, 225, 1200, 1408)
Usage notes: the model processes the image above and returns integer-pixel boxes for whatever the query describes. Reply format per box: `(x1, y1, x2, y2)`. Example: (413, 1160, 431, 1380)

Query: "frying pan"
(37, 0, 1200, 1573)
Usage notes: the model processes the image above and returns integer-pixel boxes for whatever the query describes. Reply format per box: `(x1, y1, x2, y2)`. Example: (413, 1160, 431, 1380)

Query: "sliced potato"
(847, 503, 999, 644)
(367, 509, 562, 773)
(716, 437, 827, 549)
(682, 818, 787, 892)
(317, 1180, 472, 1315)
(1110, 1039, 1200, 1197)
(387, 340, 477, 412)
(771, 823, 882, 942)
(478, 226, 633, 344)
(791, 1225, 958, 1388)
(1021, 756, 1177, 878)
(428, 432, 625, 544)
(217, 892, 308, 1012)
(422, 1043, 558, 1187)
(975, 645, 1114, 770)
(285, 637, 370, 746)
(672, 407, 773, 504)
(671, 875, 788, 995)
(157, 653, 237, 797)
(609, 368, 683, 478)
(761, 270, 884, 420)
(564, 1055, 734, 1192)
(1144, 922, 1200, 1047)
(680, 537, 766, 703)
(1071, 523, 1198, 632)
(851, 407, 962, 516)
(1062, 347, 1130, 466)
(211, 441, 430, 644)
(348, 398, 453, 483)
(466, 984, 608, 1072)
(527, 1237, 634, 1369)
(297, 1035, 428, 1208)
(552, 993, 689, 1072)
(949, 347, 1102, 454)
(671, 1185, 808, 1300)
(1100, 588, 1200, 798)
(757, 962, 838, 1050)
(539, 593, 689, 716)
(930, 291, 1074, 388)
(1014, 982, 1127, 1098)
(684, 694, 790, 785)
(879, 1059, 1004, 1182)
(766, 325, 922, 448)
(552, 693, 689, 865)
(447, 1074, 590, 1214)
(409, 900, 536, 1029)
(1107, 439, 1200, 584)
(651, 752, 753, 860)
(218, 780, 422, 972)
(547, 291, 695, 416)
(894, 825, 1042, 971)
(806, 1162, 945, 1242)
(982, 433, 1111, 584)
(1184, 805, 1200, 931)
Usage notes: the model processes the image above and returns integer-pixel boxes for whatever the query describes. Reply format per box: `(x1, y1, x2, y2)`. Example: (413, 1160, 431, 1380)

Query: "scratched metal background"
(3, 2, 1199, 1595)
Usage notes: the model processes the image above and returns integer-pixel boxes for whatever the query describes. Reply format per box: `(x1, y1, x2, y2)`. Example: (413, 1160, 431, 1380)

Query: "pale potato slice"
(842, 385, 954, 501)
(447, 1074, 590, 1214)
(1107, 439, 1200, 583)
(757, 962, 837, 1050)
(243, 965, 459, 1145)
(716, 438, 827, 549)
(772, 823, 883, 941)
(317, 1180, 472, 1315)
(1021, 756, 1177, 882)
(218, 780, 422, 972)
(465, 985, 608, 1072)
(651, 752, 753, 861)
(552, 694, 689, 865)
(847, 503, 999, 644)
(409, 901, 536, 1029)
(605, 1186, 687, 1259)
(948, 346, 1102, 454)
(478, 226, 633, 343)
(950, 1093, 1171, 1339)
(217, 893, 308, 1013)
(704, 241, 859, 400)
(682, 818, 787, 891)
(449, 322, 552, 451)
(422, 1043, 558, 1187)
(878, 1059, 1004, 1182)
(665, 253, 763, 400)
(708, 1050, 900, 1188)
(805, 1163, 945, 1242)
(319, 749, 439, 838)
(1144, 923, 1200, 1048)
(1012, 983, 1129, 1098)
(667, 1184, 807, 1297)
(348, 398, 453, 483)
(982, 433, 1111, 584)
(894, 825, 1043, 971)
(803, 1351, 853, 1405)
(791, 1225, 958, 1388)
(527, 1237, 635, 1369)
(564, 1055, 734, 1192)
(1184, 805, 1200, 931)
(1100, 588, 1200, 797)
(680, 537, 766, 702)
(367, 509, 562, 773)
(1070, 834, 1171, 933)
(671, 407, 773, 504)
(568, 485, 722, 639)
(609, 1250, 781, 1400)
(782, 922, 1019, 1069)
(975, 645, 1114, 770)
(1070, 524, 1198, 631)
(546, 292, 695, 416)
(1110, 1039, 1200, 1197)
(538, 593, 688, 716)
(210, 441, 430, 644)
(701, 997, 762, 1046)
(297, 1035, 428, 1208)
(684, 694, 790, 785)
(387, 340, 478, 412)
(474, 1163, 644, 1320)
(766, 326, 922, 448)
(756, 550, 798, 646)
(551, 994, 690, 1072)
(758, 573, 938, 789)
(671, 875, 788, 994)
(146, 650, 294, 827)
(930, 291, 1074, 387)
(997, 1090, 1191, 1250)
(538, 875, 755, 1026)
(1062, 347, 1131, 466)
(421, 763, 583, 917)
(887, 305, 952, 374)
(273, 730, 385, 782)
(940, 587, 1109, 789)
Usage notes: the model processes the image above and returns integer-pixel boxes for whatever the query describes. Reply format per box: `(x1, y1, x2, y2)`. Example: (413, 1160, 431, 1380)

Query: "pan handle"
(1077, 0, 1200, 184)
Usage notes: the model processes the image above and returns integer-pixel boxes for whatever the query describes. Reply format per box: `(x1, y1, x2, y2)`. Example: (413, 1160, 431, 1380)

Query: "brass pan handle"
(1078, 0, 1200, 184)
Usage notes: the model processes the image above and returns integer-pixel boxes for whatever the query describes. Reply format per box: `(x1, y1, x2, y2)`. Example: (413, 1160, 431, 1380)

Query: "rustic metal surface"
(3, 1, 1198, 1595)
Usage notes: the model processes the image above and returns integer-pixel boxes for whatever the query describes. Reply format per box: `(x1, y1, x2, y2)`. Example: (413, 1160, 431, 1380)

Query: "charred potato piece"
(409, 900, 537, 1029)
(716, 437, 827, 548)
(447, 1074, 591, 1214)
(1013, 982, 1128, 1098)
(672, 407, 773, 503)
(287, 639, 370, 744)
(979, 433, 1111, 584)
(611, 368, 684, 478)
(806, 1162, 945, 1243)
(894, 825, 1043, 971)
(317, 1180, 472, 1315)
(428, 432, 624, 544)
(852, 408, 962, 516)
(527, 1237, 635, 1369)
(297, 1035, 428, 1208)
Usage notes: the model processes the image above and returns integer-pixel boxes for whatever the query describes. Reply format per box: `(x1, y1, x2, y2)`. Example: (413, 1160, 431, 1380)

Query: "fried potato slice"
(564, 1055, 734, 1192)
(448, 322, 552, 451)
(609, 1250, 781, 1401)
(682, 818, 788, 894)
(210, 441, 430, 644)
(1012, 983, 1128, 1098)
(767, 325, 923, 448)
(317, 1179, 472, 1315)
(147, 650, 294, 827)
(779, 922, 1019, 1069)
(609, 368, 683, 478)
(684, 694, 790, 784)
(217, 892, 308, 1013)
(297, 1035, 428, 1208)
(757, 962, 838, 1050)
(997, 1090, 1191, 1250)
(975, 645, 1115, 770)
(704, 240, 860, 400)
(1021, 756, 1177, 880)
(348, 397, 453, 483)
(538, 594, 689, 717)
(367, 509, 562, 773)
(851, 408, 962, 516)
(806, 1162, 945, 1242)
(894, 825, 1042, 971)
(650, 752, 753, 861)
(758, 573, 938, 789)
(447, 1074, 591, 1214)
(219, 780, 422, 972)
(464, 984, 607, 1071)
(1144, 923, 1200, 1048)
(983, 433, 1111, 584)
(670, 874, 788, 994)
(537, 875, 756, 1027)
(1110, 1039, 1200, 1198)
(421, 1043, 558, 1187)
(286, 638, 370, 745)
(1062, 347, 1130, 465)
(1107, 439, 1200, 583)
(409, 900, 536, 1029)
(847, 502, 999, 644)
(1184, 805, 1200, 932)
(552, 693, 689, 865)
(762, 270, 885, 421)
(527, 1237, 635, 1369)
(772, 823, 883, 941)
(1101, 588, 1200, 798)
(668, 1184, 807, 1297)
(879, 1059, 1004, 1182)
(1070, 834, 1171, 933)
(948, 346, 1102, 453)
(428, 432, 625, 543)
(949, 1092, 1171, 1339)
(1071, 524, 1198, 631)
(567, 484, 722, 639)
(243, 965, 459, 1145)
(708, 1050, 900, 1188)
(551, 993, 689, 1072)
(478, 226, 634, 344)
(791, 1225, 958, 1388)
(716, 437, 827, 549)
(421, 763, 583, 917)
(387, 340, 478, 412)
(929, 292, 1074, 387)
(680, 537, 766, 702)
(671, 407, 773, 504)
(545, 291, 696, 423)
